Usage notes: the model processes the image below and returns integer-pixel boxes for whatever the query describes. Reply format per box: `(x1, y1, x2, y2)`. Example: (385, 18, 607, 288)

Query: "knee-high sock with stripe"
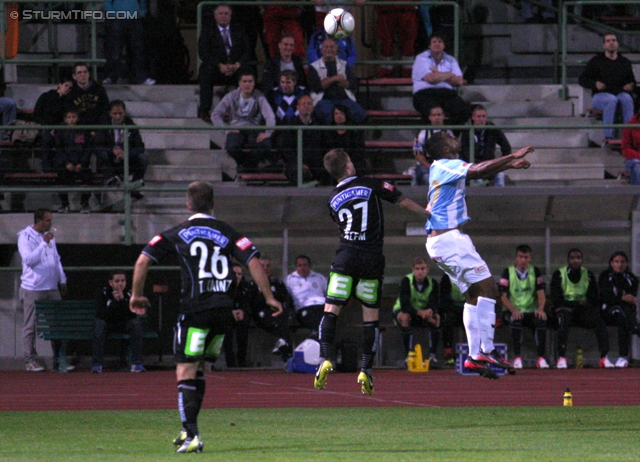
(319, 312, 337, 360)
(361, 321, 379, 371)
(463, 303, 481, 359)
(177, 378, 203, 438)
(477, 296, 496, 353)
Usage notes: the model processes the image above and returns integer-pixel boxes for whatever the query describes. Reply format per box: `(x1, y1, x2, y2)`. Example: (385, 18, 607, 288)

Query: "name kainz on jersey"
(200, 279, 232, 293)
(330, 186, 372, 211)
(179, 226, 229, 246)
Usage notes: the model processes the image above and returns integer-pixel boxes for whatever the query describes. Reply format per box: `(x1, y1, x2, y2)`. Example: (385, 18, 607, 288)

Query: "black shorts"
(326, 247, 385, 308)
(173, 308, 235, 363)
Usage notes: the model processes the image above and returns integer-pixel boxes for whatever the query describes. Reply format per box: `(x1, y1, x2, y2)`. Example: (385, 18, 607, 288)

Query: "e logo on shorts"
(185, 327, 209, 356)
(327, 273, 352, 299)
(356, 279, 378, 303)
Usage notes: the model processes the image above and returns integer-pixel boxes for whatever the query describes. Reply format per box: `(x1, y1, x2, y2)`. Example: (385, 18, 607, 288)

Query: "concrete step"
(505, 130, 588, 148)
(147, 149, 226, 165)
(506, 163, 604, 182)
(140, 130, 211, 150)
(491, 116, 596, 127)
(107, 85, 199, 103)
(460, 84, 564, 102)
(19, 23, 99, 54)
(126, 101, 199, 118)
(146, 165, 224, 182)
(132, 118, 207, 127)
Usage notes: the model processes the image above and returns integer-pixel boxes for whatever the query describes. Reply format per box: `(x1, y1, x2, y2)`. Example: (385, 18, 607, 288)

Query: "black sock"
(195, 370, 206, 413)
(400, 327, 413, 354)
(361, 321, 379, 371)
(177, 379, 201, 438)
(319, 312, 337, 359)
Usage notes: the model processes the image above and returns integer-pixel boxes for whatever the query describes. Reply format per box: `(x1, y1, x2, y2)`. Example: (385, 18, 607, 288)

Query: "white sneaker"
(513, 357, 523, 369)
(536, 357, 549, 369)
(25, 361, 45, 372)
(271, 338, 287, 354)
(102, 78, 112, 85)
(600, 356, 615, 368)
(143, 78, 156, 85)
(556, 357, 567, 369)
(615, 357, 629, 368)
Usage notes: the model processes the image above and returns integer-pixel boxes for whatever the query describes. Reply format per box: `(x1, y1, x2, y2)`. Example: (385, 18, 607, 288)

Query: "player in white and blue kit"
(424, 132, 533, 379)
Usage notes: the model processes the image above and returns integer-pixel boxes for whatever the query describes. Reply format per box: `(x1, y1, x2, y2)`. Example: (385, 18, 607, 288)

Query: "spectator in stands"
(91, 270, 145, 373)
(392, 256, 441, 365)
(18, 209, 68, 372)
(598, 251, 640, 368)
(551, 248, 611, 369)
(95, 100, 147, 200)
(321, 104, 368, 176)
(198, 4, 252, 122)
(54, 109, 92, 214)
(285, 255, 327, 337)
(211, 69, 276, 173)
(280, 94, 325, 184)
(248, 256, 293, 363)
(375, 1, 417, 77)
(0, 81, 17, 142)
(621, 109, 640, 185)
(65, 62, 110, 125)
(439, 273, 465, 366)
(307, 27, 357, 69)
(102, 0, 155, 85)
(521, 0, 555, 23)
(262, 1, 306, 59)
(578, 33, 635, 141)
(412, 33, 469, 128)
(412, 105, 453, 185)
(460, 104, 512, 187)
(229, 2, 264, 62)
(499, 244, 549, 369)
(261, 35, 307, 99)
(222, 263, 252, 368)
(33, 77, 74, 172)
(308, 38, 366, 126)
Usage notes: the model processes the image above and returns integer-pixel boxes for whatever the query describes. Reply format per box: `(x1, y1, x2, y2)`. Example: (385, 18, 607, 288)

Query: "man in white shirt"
(285, 255, 327, 336)
(412, 33, 470, 128)
(17, 209, 67, 372)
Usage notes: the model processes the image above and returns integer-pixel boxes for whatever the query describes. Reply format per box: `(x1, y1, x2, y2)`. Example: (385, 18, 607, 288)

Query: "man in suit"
(198, 4, 252, 122)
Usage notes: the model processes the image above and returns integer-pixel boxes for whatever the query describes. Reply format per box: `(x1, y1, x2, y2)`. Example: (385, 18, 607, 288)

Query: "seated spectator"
(222, 263, 252, 368)
(308, 38, 366, 125)
(551, 248, 611, 369)
(321, 104, 368, 176)
(94, 100, 148, 200)
(499, 245, 549, 370)
(279, 94, 325, 184)
(54, 109, 92, 214)
(621, 108, 640, 185)
(374, 2, 417, 77)
(248, 256, 293, 363)
(102, 0, 155, 85)
(91, 270, 145, 373)
(459, 104, 512, 187)
(34, 77, 74, 171)
(262, 2, 306, 59)
(262, 35, 307, 99)
(198, 4, 252, 121)
(578, 33, 635, 141)
(439, 273, 464, 366)
(521, 0, 555, 23)
(598, 251, 640, 368)
(64, 62, 110, 126)
(392, 257, 441, 365)
(212, 69, 276, 173)
(412, 105, 453, 185)
(0, 81, 17, 142)
(412, 33, 469, 127)
(307, 27, 357, 69)
(285, 255, 327, 337)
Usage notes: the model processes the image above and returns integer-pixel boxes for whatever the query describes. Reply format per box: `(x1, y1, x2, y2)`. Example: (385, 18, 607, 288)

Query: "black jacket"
(94, 114, 145, 164)
(578, 52, 635, 96)
(459, 121, 512, 163)
(64, 80, 109, 125)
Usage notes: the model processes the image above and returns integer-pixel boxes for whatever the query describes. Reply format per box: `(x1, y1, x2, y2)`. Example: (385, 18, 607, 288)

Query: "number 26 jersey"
(141, 213, 259, 313)
(327, 176, 403, 251)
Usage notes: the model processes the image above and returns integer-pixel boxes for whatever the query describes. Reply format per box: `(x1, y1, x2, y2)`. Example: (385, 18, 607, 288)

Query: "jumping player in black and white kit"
(314, 148, 430, 395)
(130, 181, 282, 454)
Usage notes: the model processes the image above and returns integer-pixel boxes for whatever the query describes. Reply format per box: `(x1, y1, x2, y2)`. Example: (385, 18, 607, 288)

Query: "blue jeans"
(625, 158, 640, 185)
(592, 92, 634, 139)
(414, 163, 430, 185)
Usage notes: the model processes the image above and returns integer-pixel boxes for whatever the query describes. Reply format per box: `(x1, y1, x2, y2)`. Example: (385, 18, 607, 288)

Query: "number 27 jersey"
(327, 176, 403, 250)
(142, 214, 259, 313)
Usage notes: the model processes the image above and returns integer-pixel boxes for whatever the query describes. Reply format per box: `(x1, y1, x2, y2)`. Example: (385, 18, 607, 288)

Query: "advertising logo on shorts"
(382, 182, 395, 192)
(235, 237, 253, 251)
(474, 265, 488, 274)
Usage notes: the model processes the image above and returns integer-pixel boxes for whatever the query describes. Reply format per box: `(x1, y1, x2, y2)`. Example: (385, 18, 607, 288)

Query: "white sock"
(463, 303, 481, 359)
(477, 296, 497, 353)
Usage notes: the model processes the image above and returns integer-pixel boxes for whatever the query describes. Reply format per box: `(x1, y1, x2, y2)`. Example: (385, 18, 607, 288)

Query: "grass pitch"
(1, 406, 639, 461)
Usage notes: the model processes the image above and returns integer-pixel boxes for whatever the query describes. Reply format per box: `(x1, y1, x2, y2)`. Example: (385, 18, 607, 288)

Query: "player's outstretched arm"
(397, 197, 432, 220)
(467, 146, 534, 179)
(130, 253, 153, 315)
(247, 256, 284, 317)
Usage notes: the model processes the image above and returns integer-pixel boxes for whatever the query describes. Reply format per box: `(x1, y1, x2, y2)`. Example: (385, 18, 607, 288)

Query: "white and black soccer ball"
(323, 8, 355, 40)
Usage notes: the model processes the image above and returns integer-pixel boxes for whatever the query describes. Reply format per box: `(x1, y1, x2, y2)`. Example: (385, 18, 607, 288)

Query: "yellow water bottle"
(576, 349, 583, 369)
(563, 388, 573, 407)
(407, 351, 416, 371)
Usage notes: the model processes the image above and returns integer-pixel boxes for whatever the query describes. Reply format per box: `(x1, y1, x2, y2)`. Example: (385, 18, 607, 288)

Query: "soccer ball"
(324, 8, 355, 40)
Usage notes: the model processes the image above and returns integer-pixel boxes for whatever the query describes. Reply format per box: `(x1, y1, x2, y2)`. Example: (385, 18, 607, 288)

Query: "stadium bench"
(236, 172, 290, 185)
(366, 110, 420, 119)
(35, 299, 158, 372)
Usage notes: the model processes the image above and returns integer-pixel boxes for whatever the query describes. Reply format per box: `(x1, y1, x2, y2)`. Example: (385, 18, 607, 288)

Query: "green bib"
(559, 266, 589, 302)
(393, 273, 433, 313)
(506, 265, 537, 313)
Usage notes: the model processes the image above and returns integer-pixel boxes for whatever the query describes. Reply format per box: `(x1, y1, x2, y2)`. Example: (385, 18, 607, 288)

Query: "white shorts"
(425, 229, 492, 294)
